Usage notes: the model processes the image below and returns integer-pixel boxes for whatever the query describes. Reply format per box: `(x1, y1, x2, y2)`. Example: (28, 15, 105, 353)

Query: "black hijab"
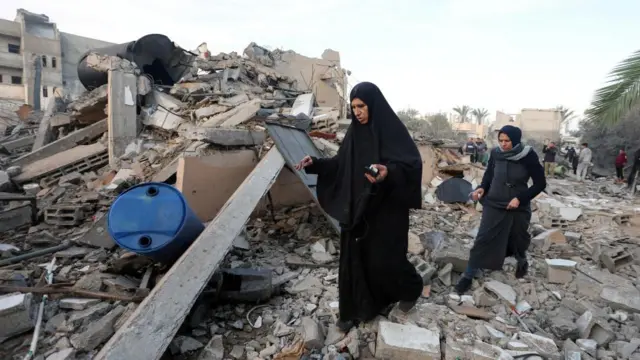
(315, 82, 423, 226)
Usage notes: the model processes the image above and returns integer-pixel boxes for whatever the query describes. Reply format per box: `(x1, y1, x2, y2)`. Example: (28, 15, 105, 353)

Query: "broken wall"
(272, 49, 347, 118)
(176, 151, 312, 222)
(60, 32, 115, 100)
(418, 144, 438, 187)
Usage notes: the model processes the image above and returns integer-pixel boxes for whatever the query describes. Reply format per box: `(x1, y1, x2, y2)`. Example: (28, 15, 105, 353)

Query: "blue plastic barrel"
(107, 182, 205, 263)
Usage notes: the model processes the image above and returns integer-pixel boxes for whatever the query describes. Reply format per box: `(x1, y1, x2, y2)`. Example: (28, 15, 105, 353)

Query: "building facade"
(490, 109, 562, 144)
(0, 9, 114, 112)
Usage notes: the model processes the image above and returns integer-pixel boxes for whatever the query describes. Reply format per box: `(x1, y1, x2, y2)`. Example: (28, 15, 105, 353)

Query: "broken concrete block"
(376, 321, 441, 360)
(181, 127, 266, 146)
(408, 231, 425, 255)
(600, 286, 640, 313)
(198, 335, 224, 360)
(576, 311, 614, 346)
(219, 93, 249, 107)
(59, 298, 101, 311)
(220, 99, 261, 127)
(599, 247, 633, 273)
(301, 317, 324, 350)
(518, 332, 559, 357)
(67, 302, 111, 328)
(431, 245, 469, 272)
(564, 231, 582, 242)
(484, 280, 517, 306)
(545, 259, 576, 284)
(576, 338, 597, 356)
(45, 348, 76, 360)
(70, 305, 126, 351)
(0, 292, 34, 339)
(532, 229, 566, 250)
(170, 336, 204, 355)
(194, 104, 229, 120)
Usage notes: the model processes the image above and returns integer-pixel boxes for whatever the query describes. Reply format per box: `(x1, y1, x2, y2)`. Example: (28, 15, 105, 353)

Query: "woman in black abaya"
(295, 82, 423, 332)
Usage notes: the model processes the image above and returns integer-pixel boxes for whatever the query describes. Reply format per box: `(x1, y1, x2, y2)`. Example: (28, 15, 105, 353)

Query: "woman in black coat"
(296, 82, 424, 332)
(455, 125, 546, 294)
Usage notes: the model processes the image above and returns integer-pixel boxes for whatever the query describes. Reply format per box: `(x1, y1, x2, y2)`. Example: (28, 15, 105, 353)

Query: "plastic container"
(107, 182, 204, 263)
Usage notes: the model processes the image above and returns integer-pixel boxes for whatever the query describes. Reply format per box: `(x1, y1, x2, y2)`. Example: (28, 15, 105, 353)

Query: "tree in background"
(397, 108, 459, 140)
(579, 112, 640, 170)
(557, 105, 576, 133)
(452, 105, 472, 123)
(585, 50, 640, 125)
(471, 108, 489, 125)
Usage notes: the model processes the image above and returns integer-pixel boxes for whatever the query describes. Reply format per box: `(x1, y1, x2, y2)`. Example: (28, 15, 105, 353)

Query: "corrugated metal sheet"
(265, 121, 339, 232)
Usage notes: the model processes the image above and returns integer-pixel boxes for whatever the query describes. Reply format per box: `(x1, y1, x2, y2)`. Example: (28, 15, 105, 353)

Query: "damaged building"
(1, 10, 640, 360)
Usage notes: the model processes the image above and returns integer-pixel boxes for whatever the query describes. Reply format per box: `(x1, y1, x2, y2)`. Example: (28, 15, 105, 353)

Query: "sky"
(3, 0, 639, 127)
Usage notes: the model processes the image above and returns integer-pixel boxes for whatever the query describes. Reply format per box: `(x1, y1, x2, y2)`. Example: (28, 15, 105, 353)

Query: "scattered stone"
(484, 280, 517, 305)
(301, 317, 324, 349)
(59, 298, 100, 311)
(45, 348, 76, 360)
(69, 305, 125, 351)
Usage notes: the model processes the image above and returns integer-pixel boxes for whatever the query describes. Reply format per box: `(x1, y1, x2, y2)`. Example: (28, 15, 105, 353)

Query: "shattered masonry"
(1, 35, 640, 360)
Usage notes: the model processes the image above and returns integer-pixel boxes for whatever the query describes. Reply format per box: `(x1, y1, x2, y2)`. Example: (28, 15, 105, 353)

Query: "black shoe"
(336, 319, 354, 333)
(454, 277, 473, 294)
(516, 261, 529, 279)
(398, 299, 417, 313)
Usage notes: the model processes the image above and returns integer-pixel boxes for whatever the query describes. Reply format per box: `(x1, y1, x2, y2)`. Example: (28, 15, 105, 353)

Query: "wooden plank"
(176, 151, 257, 222)
(95, 148, 285, 360)
(107, 70, 138, 166)
(12, 119, 107, 167)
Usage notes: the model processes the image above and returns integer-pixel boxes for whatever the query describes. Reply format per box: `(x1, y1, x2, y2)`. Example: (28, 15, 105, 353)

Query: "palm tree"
(471, 108, 489, 125)
(557, 106, 575, 123)
(452, 105, 471, 123)
(585, 49, 640, 125)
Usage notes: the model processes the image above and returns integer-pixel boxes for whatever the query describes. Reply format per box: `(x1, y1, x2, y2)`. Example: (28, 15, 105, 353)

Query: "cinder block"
(409, 255, 436, 283)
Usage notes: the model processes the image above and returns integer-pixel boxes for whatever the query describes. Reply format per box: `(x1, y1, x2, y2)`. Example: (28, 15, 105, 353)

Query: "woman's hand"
(471, 188, 484, 201)
(507, 198, 520, 210)
(295, 155, 313, 170)
(365, 164, 388, 183)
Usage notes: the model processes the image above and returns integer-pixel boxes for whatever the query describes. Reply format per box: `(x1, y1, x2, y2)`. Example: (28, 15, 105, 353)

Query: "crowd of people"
(294, 82, 640, 334)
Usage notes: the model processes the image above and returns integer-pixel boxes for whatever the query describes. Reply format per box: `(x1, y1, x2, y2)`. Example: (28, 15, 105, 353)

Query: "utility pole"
(32, 55, 41, 111)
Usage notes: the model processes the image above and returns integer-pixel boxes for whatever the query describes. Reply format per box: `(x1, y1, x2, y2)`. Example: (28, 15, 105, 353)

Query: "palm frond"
(586, 49, 640, 125)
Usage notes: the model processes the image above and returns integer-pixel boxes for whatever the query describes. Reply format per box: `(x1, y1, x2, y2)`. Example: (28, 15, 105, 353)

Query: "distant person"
(627, 148, 640, 189)
(565, 146, 576, 163)
(455, 125, 546, 294)
(475, 138, 487, 164)
(577, 143, 592, 181)
(542, 142, 558, 177)
(615, 149, 627, 183)
(462, 138, 478, 162)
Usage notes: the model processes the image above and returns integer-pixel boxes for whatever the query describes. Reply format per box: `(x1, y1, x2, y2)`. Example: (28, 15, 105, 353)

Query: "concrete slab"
(376, 321, 441, 360)
(0, 292, 33, 339)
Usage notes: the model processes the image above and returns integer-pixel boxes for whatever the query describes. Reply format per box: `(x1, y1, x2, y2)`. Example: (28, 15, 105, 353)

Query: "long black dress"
(467, 146, 546, 271)
(304, 82, 423, 323)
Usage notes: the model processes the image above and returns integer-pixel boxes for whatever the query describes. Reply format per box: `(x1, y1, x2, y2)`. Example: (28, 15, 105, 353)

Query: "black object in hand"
(364, 165, 379, 177)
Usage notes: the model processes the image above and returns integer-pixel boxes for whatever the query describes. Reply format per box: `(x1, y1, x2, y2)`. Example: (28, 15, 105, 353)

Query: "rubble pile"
(1, 40, 640, 360)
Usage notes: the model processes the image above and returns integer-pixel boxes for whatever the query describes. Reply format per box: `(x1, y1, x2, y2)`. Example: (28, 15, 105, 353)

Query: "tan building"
(0, 9, 113, 113)
(451, 122, 488, 139)
(490, 109, 561, 144)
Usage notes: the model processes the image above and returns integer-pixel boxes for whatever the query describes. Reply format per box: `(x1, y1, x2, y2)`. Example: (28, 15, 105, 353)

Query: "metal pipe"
(0, 241, 70, 267)
(23, 257, 55, 360)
